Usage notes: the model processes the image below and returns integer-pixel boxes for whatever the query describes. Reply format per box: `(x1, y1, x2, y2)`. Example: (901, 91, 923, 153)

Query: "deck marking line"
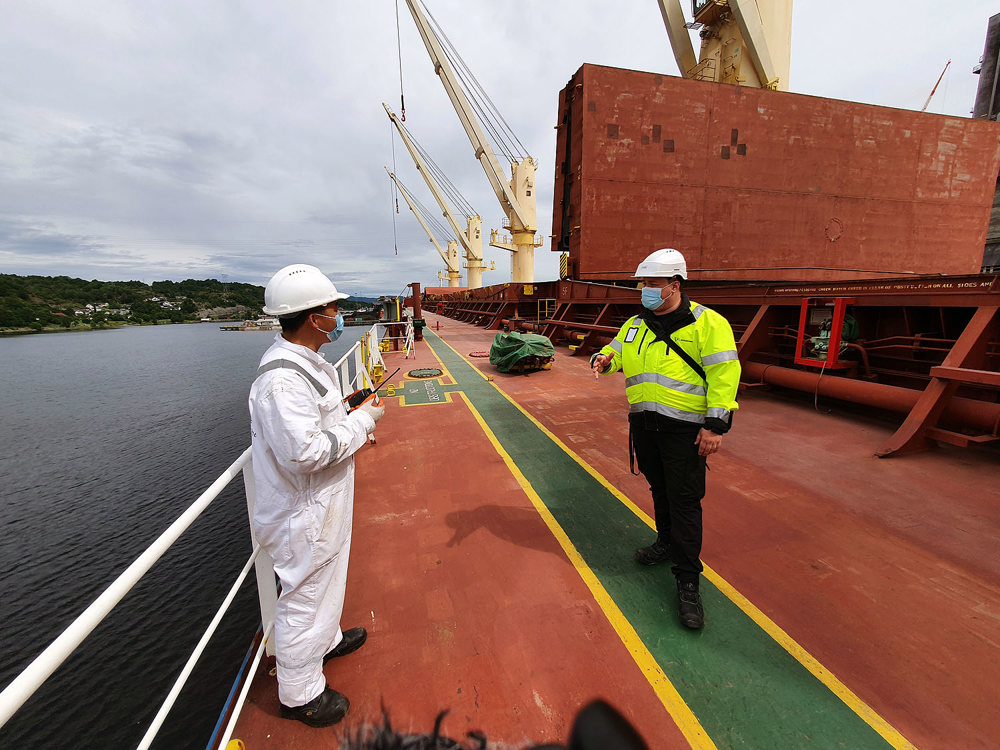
(456, 390, 717, 750)
(429, 331, 917, 750)
(381, 365, 460, 408)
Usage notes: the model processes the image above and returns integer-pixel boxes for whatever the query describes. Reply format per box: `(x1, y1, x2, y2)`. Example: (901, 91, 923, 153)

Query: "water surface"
(0, 323, 367, 749)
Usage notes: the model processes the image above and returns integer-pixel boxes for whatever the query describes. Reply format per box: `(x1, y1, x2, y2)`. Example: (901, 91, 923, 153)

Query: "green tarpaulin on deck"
(489, 331, 555, 373)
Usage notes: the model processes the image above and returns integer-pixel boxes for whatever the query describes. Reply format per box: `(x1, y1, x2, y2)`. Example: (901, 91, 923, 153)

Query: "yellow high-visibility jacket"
(598, 299, 740, 429)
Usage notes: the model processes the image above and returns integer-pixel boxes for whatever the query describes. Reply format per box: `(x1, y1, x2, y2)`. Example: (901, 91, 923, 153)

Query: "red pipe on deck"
(743, 362, 1000, 435)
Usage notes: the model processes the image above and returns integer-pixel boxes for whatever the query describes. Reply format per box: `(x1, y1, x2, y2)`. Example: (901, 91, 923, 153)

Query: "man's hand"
(695, 428, 722, 456)
(591, 354, 612, 380)
(358, 394, 385, 425)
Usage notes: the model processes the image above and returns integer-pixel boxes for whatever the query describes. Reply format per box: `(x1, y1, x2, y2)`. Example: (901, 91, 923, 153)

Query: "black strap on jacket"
(638, 298, 706, 382)
(664, 333, 706, 382)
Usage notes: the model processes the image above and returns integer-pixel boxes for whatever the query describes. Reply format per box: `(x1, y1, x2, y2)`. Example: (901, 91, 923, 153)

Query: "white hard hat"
(633, 248, 687, 279)
(262, 264, 349, 316)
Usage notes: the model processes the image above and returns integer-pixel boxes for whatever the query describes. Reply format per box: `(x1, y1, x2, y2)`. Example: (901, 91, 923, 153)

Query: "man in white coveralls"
(249, 264, 385, 727)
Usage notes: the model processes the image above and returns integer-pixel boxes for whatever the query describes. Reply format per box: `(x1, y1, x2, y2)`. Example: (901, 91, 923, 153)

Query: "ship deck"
(228, 312, 1000, 749)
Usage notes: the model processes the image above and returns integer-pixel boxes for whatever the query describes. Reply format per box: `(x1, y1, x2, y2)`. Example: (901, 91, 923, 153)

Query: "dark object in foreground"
(340, 700, 647, 749)
(634, 539, 672, 566)
(345, 368, 402, 412)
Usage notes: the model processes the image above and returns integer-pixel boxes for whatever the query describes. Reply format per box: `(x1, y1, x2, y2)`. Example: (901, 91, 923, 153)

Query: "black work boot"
(323, 626, 367, 663)
(677, 580, 704, 630)
(280, 686, 350, 727)
(634, 539, 671, 566)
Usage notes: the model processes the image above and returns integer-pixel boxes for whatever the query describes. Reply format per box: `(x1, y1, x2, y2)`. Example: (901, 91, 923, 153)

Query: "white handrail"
(136, 545, 262, 750)
(217, 619, 275, 748)
(376, 319, 414, 358)
(0, 331, 383, 744)
(0, 446, 252, 729)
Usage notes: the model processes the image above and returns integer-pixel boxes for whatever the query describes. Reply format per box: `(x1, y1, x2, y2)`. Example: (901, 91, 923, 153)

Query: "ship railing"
(378, 317, 415, 358)
(0, 324, 383, 748)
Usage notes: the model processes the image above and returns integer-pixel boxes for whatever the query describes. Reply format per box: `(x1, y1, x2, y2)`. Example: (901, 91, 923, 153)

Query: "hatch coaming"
(552, 64, 1000, 283)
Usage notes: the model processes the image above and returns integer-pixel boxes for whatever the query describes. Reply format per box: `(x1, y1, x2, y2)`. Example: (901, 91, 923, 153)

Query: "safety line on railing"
(0, 447, 253, 730)
(2, 331, 383, 744)
(136, 544, 262, 750)
(218, 620, 275, 748)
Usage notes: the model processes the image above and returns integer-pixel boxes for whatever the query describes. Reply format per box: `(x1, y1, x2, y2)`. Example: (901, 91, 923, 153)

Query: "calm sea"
(0, 323, 368, 749)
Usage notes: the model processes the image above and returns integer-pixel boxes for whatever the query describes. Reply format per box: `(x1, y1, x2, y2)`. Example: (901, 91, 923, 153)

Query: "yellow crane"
(384, 103, 490, 288)
(385, 168, 463, 287)
(657, 0, 793, 90)
(403, 0, 540, 283)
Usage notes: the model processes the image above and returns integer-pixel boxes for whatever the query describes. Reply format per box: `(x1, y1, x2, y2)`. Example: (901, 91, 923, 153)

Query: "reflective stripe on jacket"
(599, 300, 740, 425)
(248, 334, 375, 589)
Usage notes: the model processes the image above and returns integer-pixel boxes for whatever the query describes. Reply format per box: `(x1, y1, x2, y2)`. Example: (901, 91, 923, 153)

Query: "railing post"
(242, 460, 276, 656)
(368, 324, 386, 375)
(404, 319, 414, 358)
(355, 344, 369, 390)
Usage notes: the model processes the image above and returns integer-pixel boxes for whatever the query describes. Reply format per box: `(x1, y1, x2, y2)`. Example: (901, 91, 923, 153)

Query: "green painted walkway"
(422, 329, 901, 750)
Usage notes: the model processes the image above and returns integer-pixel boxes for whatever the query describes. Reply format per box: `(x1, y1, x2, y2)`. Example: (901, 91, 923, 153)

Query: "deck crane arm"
(385, 167, 460, 275)
(656, 0, 698, 76)
(728, 0, 782, 89)
(658, 0, 792, 91)
(383, 103, 477, 260)
(402, 0, 532, 231)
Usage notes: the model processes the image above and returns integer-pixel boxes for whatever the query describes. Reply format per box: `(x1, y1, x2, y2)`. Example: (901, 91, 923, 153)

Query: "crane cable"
(395, 0, 406, 121)
(394, 174, 452, 240)
(394, 115, 477, 218)
(391, 0, 406, 256)
(389, 120, 400, 256)
(423, 1, 530, 162)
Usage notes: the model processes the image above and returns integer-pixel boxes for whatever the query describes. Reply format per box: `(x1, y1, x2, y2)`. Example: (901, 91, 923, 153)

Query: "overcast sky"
(2, 1, 997, 297)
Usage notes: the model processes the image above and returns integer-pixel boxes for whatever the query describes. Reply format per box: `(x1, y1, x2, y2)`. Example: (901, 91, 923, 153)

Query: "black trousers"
(631, 424, 707, 584)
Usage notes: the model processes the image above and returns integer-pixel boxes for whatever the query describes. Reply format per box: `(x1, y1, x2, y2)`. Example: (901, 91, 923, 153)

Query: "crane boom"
(729, 0, 781, 89)
(921, 60, 952, 112)
(385, 167, 461, 286)
(403, 0, 531, 230)
(656, 0, 697, 75)
(384, 104, 475, 257)
(403, 0, 538, 283)
(384, 103, 489, 288)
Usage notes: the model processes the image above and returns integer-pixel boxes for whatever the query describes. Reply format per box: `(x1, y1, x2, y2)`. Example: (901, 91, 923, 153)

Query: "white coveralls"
(248, 334, 375, 707)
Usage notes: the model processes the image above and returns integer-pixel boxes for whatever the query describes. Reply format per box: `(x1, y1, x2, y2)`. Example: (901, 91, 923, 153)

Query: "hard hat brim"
(262, 290, 350, 316)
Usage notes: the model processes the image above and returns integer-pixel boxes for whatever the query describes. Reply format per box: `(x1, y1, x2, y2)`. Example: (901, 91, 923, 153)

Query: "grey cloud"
(0, 220, 107, 258)
(1, 0, 994, 294)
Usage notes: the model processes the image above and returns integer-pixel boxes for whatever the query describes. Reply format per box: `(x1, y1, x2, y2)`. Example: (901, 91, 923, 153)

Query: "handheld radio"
(344, 367, 400, 412)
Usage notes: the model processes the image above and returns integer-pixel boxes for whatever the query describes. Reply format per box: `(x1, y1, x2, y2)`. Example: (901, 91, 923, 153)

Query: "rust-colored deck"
(229, 314, 1000, 749)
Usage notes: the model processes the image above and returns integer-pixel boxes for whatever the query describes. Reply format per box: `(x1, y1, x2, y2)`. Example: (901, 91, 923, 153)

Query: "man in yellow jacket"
(591, 249, 740, 629)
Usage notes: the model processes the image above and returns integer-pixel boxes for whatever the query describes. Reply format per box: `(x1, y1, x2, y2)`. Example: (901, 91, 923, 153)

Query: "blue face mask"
(641, 286, 670, 311)
(315, 311, 345, 342)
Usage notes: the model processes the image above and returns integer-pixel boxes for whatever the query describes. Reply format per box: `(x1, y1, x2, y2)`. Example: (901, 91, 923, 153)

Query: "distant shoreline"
(0, 321, 212, 337)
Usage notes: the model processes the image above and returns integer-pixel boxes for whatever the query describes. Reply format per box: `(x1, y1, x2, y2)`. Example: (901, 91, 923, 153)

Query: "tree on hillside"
(129, 299, 163, 323)
(0, 274, 268, 327)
